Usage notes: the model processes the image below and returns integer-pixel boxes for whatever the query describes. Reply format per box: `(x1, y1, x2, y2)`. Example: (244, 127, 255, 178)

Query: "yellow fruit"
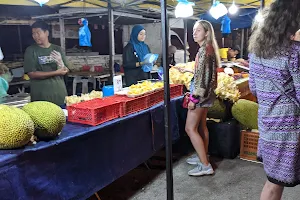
(0, 105, 34, 149)
(22, 101, 66, 140)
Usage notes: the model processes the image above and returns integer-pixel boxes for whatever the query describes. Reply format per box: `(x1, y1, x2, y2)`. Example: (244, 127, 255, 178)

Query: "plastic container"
(102, 85, 114, 97)
(113, 75, 123, 93)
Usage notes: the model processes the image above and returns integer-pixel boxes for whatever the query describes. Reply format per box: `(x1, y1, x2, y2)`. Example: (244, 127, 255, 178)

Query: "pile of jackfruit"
(207, 99, 258, 131)
(169, 61, 195, 89)
(0, 101, 66, 149)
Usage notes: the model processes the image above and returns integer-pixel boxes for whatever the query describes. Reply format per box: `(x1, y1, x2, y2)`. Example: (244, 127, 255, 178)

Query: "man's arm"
(28, 69, 66, 80)
(24, 47, 68, 80)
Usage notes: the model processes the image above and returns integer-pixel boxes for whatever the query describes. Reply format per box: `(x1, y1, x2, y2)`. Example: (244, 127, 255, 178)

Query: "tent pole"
(260, 0, 265, 9)
(240, 28, 245, 58)
(108, 0, 115, 80)
(184, 19, 188, 63)
(160, 0, 173, 199)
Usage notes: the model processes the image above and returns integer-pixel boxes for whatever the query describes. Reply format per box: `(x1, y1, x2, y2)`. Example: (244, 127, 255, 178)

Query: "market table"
(0, 97, 182, 200)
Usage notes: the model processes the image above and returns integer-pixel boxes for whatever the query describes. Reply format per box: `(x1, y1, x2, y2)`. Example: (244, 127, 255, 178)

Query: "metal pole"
(260, 0, 265, 9)
(17, 25, 23, 54)
(59, 18, 66, 53)
(160, 0, 173, 199)
(108, 0, 115, 79)
(240, 29, 245, 58)
(184, 19, 188, 63)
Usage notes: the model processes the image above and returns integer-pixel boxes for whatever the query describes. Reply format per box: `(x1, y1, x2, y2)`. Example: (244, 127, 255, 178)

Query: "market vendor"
(123, 25, 152, 86)
(168, 45, 177, 66)
(0, 50, 10, 97)
(24, 21, 69, 106)
(227, 46, 241, 61)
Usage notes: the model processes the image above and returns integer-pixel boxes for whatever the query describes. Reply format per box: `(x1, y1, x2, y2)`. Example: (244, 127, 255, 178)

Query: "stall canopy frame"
(0, 0, 269, 199)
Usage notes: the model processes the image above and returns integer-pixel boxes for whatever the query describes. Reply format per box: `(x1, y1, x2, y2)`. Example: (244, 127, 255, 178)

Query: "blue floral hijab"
(129, 25, 150, 62)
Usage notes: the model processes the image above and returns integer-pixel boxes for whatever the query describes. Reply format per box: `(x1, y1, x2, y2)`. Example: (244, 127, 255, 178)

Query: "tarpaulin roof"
(0, 0, 273, 15)
(200, 8, 258, 29)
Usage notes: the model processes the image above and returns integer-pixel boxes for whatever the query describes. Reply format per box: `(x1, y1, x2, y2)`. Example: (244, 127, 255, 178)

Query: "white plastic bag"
(0, 47, 4, 61)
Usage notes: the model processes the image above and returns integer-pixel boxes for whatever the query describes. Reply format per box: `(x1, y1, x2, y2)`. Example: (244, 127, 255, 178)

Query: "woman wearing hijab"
(123, 25, 151, 86)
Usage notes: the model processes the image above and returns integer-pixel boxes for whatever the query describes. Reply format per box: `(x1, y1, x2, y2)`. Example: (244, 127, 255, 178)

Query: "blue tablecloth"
(0, 97, 182, 200)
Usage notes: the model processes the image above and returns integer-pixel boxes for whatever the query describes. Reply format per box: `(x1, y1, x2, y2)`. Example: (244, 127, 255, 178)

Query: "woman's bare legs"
(185, 107, 209, 165)
(260, 181, 284, 200)
(198, 108, 209, 154)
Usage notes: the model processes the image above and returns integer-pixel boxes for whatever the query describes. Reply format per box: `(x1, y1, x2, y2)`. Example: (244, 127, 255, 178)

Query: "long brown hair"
(248, 0, 300, 58)
(194, 20, 221, 67)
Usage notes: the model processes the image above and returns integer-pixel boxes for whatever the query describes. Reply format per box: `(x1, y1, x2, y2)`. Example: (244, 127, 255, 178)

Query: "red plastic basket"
(148, 89, 164, 107)
(107, 95, 149, 117)
(67, 98, 122, 126)
(170, 84, 184, 98)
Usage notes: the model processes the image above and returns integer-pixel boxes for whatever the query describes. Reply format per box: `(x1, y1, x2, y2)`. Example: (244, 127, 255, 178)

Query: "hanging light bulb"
(209, 1, 228, 20)
(34, 0, 49, 6)
(255, 11, 264, 23)
(229, 1, 238, 15)
(175, 0, 195, 18)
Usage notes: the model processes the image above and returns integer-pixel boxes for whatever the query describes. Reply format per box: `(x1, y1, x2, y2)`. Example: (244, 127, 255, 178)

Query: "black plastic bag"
(207, 119, 240, 159)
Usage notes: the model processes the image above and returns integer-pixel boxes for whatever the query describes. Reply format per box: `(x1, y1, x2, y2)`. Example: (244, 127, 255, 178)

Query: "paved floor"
(129, 155, 300, 200)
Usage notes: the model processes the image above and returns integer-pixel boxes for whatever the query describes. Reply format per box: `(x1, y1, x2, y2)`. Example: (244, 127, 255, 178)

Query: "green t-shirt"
(24, 44, 68, 106)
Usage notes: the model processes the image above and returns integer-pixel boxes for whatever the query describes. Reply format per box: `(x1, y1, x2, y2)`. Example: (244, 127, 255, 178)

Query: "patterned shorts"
(190, 79, 215, 108)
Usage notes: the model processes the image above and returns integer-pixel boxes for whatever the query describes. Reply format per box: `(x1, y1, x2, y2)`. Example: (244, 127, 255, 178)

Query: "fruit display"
(215, 72, 241, 103)
(127, 80, 163, 96)
(232, 99, 258, 130)
(232, 72, 249, 80)
(169, 61, 195, 89)
(0, 105, 34, 149)
(22, 101, 66, 140)
(65, 90, 103, 106)
(207, 99, 227, 120)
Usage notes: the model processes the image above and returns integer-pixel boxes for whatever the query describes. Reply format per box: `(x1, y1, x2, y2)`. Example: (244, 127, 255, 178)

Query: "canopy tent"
(200, 8, 258, 29)
(0, 0, 273, 17)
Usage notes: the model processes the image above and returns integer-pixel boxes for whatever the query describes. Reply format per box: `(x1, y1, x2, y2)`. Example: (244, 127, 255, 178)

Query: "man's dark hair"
(232, 45, 240, 53)
(31, 20, 49, 32)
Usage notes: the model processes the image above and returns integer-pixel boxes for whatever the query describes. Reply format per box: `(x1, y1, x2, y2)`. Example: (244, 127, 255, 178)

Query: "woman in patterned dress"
(183, 20, 221, 176)
(248, 1, 300, 199)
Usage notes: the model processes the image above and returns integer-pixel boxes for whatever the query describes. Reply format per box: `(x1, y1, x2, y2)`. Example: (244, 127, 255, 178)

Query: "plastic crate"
(148, 89, 164, 107)
(67, 98, 122, 126)
(240, 130, 259, 161)
(108, 95, 149, 117)
(170, 84, 184, 98)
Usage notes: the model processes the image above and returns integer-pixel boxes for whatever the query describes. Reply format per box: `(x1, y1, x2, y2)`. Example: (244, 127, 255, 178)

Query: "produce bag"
(0, 47, 4, 60)
(142, 53, 159, 72)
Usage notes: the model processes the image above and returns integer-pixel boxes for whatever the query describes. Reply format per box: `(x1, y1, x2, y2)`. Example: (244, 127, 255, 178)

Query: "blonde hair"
(194, 20, 221, 67)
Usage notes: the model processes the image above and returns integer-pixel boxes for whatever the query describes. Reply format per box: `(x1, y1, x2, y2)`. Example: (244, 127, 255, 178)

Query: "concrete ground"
(129, 155, 300, 200)
(94, 153, 300, 200)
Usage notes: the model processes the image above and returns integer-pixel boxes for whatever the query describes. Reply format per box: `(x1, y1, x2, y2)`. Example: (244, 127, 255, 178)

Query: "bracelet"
(189, 94, 200, 104)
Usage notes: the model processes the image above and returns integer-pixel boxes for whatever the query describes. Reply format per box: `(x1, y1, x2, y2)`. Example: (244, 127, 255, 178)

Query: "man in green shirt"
(24, 21, 69, 106)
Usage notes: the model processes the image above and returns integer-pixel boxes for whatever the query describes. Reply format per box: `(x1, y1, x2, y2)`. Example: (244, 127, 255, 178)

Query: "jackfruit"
(232, 99, 258, 130)
(0, 105, 34, 149)
(207, 99, 227, 120)
(22, 101, 66, 140)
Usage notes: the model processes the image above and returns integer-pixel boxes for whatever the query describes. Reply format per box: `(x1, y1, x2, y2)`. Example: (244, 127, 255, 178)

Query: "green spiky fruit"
(232, 99, 258, 130)
(0, 105, 34, 149)
(207, 99, 227, 120)
(22, 101, 66, 140)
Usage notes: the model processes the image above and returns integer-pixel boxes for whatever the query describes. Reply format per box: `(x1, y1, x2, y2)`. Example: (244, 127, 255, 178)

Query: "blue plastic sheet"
(79, 18, 92, 47)
(142, 53, 159, 72)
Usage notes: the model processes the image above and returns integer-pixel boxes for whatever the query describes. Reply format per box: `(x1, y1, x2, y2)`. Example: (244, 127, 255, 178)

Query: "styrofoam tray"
(115, 87, 129, 95)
